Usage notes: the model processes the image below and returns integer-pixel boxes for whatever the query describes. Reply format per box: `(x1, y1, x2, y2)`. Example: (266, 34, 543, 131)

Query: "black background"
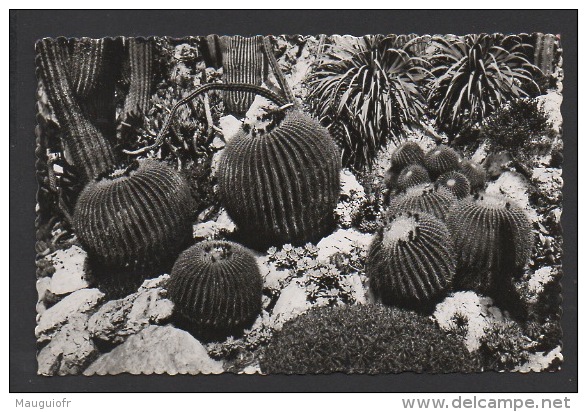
(9, 9, 578, 393)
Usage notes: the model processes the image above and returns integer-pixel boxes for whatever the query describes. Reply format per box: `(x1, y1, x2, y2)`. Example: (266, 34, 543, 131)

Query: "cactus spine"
(388, 183, 456, 221)
(436, 171, 471, 199)
(166, 240, 263, 339)
(218, 110, 341, 247)
(219, 36, 266, 116)
(367, 211, 455, 310)
(36, 38, 119, 181)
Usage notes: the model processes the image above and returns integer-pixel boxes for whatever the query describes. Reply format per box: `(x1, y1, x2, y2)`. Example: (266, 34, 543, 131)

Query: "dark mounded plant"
(424, 144, 461, 178)
(459, 159, 486, 191)
(435, 171, 471, 199)
(261, 304, 482, 374)
(367, 211, 455, 311)
(446, 193, 533, 296)
(166, 240, 263, 341)
(389, 141, 425, 172)
(427, 34, 539, 137)
(396, 164, 430, 192)
(308, 35, 428, 170)
(219, 35, 267, 117)
(388, 183, 456, 221)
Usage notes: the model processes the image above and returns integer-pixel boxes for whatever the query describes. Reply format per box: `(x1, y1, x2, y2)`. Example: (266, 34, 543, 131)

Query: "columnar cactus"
(424, 145, 461, 178)
(218, 110, 341, 248)
(166, 240, 263, 339)
(396, 164, 431, 192)
(436, 171, 471, 199)
(390, 141, 425, 172)
(36, 38, 119, 181)
(367, 211, 455, 310)
(219, 35, 266, 116)
(73, 160, 195, 295)
(459, 159, 486, 191)
(122, 38, 155, 122)
(447, 194, 533, 293)
(388, 183, 456, 221)
(534, 33, 558, 76)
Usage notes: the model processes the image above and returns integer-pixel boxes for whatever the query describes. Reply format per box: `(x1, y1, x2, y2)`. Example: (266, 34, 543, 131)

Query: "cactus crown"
(436, 171, 471, 199)
(388, 183, 456, 221)
(396, 164, 431, 191)
(390, 141, 425, 172)
(382, 214, 418, 247)
(424, 145, 461, 178)
(166, 240, 263, 340)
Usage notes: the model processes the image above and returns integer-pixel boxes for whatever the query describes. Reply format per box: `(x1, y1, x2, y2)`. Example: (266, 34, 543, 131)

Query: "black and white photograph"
(33, 32, 564, 376)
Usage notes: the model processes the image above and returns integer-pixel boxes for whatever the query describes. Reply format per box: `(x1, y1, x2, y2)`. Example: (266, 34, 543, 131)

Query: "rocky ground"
(35, 36, 564, 375)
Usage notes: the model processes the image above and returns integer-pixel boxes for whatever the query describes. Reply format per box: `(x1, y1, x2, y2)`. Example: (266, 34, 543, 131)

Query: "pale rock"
(270, 280, 310, 330)
(242, 363, 262, 375)
(218, 115, 242, 142)
(485, 171, 538, 222)
(193, 209, 236, 239)
(46, 245, 89, 296)
(471, 141, 489, 164)
(210, 136, 225, 150)
(316, 228, 372, 263)
(88, 285, 174, 344)
(340, 169, 365, 198)
(138, 274, 170, 291)
(36, 289, 105, 342)
(433, 291, 506, 352)
(536, 91, 563, 133)
(37, 316, 98, 376)
(83, 325, 224, 375)
(36, 277, 52, 304)
(484, 151, 512, 179)
(532, 167, 563, 205)
(515, 346, 563, 373)
(245, 94, 276, 121)
(210, 149, 224, 177)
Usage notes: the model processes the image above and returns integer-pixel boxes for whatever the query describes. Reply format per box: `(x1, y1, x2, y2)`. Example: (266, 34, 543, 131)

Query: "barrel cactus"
(396, 164, 430, 192)
(459, 159, 486, 191)
(436, 171, 471, 199)
(388, 183, 456, 221)
(166, 240, 263, 340)
(218, 109, 341, 248)
(447, 193, 533, 293)
(73, 160, 195, 296)
(424, 145, 460, 178)
(367, 211, 455, 310)
(389, 141, 425, 172)
(219, 35, 266, 116)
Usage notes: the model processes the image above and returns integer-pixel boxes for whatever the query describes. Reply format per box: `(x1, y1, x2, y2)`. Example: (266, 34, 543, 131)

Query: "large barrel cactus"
(389, 141, 425, 172)
(219, 35, 266, 116)
(166, 240, 263, 340)
(367, 211, 455, 310)
(424, 145, 461, 178)
(436, 171, 471, 199)
(459, 159, 486, 191)
(388, 183, 456, 221)
(447, 194, 533, 293)
(218, 109, 341, 248)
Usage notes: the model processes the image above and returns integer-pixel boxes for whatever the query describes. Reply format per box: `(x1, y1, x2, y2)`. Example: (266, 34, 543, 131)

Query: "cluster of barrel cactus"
(369, 141, 533, 312)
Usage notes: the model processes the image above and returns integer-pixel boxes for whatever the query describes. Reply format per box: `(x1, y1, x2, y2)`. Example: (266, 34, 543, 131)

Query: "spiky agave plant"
(367, 211, 455, 310)
(308, 35, 428, 170)
(427, 34, 538, 137)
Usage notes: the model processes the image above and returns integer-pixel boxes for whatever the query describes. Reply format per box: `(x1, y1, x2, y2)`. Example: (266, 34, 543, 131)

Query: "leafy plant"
(261, 304, 482, 374)
(308, 35, 428, 170)
(427, 34, 538, 137)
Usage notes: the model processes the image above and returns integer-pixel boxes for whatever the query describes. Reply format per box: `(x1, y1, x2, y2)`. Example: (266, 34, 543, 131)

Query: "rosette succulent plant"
(166, 240, 263, 340)
(367, 211, 455, 310)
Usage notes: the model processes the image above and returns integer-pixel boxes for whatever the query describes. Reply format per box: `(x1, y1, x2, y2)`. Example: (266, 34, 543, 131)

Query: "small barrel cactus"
(424, 145, 460, 178)
(36, 38, 119, 181)
(447, 193, 533, 293)
(166, 240, 263, 340)
(389, 141, 424, 172)
(218, 110, 341, 248)
(121, 38, 154, 122)
(459, 159, 486, 191)
(396, 164, 431, 192)
(219, 35, 266, 116)
(436, 171, 471, 199)
(388, 183, 456, 221)
(367, 211, 455, 310)
(73, 160, 195, 295)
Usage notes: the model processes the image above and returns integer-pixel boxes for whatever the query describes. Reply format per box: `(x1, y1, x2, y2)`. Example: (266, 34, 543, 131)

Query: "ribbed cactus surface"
(436, 171, 471, 199)
(122, 38, 154, 121)
(459, 159, 486, 191)
(219, 36, 266, 117)
(73, 159, 195, 280)
(218, 110, 341, 248)
(390, 141, 425, 172)
(36, 38, 119, 181)
(424, 145, 461, 178)
(367, 211, 455, 309)
(396, 164, 431, 192)
(447, 194, 533, 291)
(534, 33, 558, 76)
(388, 183, 456, 221)
(166, 240, 263, 339)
